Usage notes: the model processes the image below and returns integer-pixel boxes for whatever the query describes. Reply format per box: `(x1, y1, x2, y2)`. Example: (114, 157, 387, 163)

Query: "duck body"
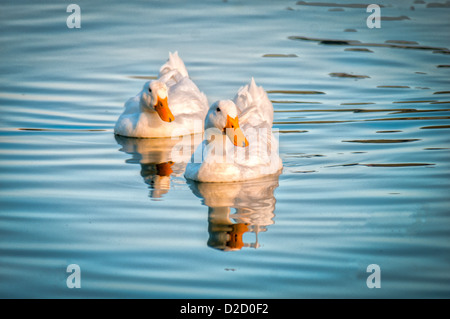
(185, 78, 283, 182)
(114, 52, 209, 138)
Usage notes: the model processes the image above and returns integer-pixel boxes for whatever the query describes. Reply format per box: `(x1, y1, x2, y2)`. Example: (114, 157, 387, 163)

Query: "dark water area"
(0, 0, 449, 298)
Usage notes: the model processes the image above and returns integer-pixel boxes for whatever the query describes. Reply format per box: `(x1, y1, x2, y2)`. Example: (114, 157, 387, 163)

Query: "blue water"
(1, 0, 449, 298)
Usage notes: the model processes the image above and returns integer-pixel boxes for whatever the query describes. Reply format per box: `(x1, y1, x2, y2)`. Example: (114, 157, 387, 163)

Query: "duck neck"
(139, 98, 155, 114)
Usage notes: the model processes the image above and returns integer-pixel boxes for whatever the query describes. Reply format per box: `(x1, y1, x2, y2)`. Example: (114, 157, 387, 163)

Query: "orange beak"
(224, 115, 249, 147)
(154, 96, 174, 122)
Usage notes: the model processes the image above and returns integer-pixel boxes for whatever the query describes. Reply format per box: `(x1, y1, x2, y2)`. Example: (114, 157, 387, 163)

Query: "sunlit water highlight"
(0, 0, 449, 298)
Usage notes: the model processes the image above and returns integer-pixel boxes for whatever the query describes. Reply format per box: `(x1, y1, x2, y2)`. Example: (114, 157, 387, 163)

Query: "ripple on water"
(1, 0, 450, 299)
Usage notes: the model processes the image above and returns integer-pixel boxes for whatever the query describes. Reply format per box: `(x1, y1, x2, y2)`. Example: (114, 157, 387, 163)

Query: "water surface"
(1, 0, 449, 298)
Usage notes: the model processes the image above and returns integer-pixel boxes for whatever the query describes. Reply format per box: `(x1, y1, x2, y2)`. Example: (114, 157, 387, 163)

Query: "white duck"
(114, 52, 209, 138)
(185, 78, 283, 182)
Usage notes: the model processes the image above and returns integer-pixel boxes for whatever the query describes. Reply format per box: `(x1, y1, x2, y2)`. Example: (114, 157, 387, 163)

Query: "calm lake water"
(1, 0, 449, 298)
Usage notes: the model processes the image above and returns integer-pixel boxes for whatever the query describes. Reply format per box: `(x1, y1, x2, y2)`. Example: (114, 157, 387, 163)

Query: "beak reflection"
(115, 134, 201, 199)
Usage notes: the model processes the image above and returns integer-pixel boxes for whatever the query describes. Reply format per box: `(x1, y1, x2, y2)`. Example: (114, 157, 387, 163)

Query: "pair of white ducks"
(115, 52, 282, 182)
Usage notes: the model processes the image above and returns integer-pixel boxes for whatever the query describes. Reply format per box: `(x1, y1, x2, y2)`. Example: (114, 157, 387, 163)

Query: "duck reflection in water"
(115, 134, 202, 198)
(188, 174, 280, 251)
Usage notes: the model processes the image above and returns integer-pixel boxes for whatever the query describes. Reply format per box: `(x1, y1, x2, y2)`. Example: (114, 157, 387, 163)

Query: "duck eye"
(216, 107, 220, 112)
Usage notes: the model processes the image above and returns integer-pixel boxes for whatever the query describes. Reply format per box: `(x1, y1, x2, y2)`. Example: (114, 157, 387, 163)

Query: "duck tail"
(235, 78, 270, 109)
(234, 78, 274, 126)
(159, 51, 189, 78)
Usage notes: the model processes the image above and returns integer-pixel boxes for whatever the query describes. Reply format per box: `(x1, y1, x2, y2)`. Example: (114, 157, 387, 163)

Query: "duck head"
(205, 100, 249, 147)
(141, 81, 175, 122)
